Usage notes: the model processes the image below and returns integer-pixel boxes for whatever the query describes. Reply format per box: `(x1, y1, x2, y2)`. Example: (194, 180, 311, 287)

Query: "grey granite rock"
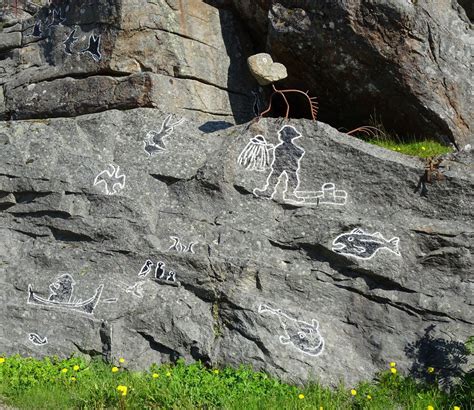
(0, 110, 472, 386)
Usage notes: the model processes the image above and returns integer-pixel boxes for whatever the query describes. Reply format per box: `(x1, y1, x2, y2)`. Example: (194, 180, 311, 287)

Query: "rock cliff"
(0, 0, 472, 387)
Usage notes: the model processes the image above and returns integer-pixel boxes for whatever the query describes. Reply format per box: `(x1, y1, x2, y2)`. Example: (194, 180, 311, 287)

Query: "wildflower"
(166, 371, 171, 377)
(320, 407, 324, 410)
(119, 358, 125, 364)
(298, 394, 305, 400)
(0, 358, 5, 364)
(427, 367, 435, 373)
(453, 407, 461, 410)
(427, 406, 434, 410)
(112, 366, 119, 373)
(421, 146, 426, 151)
(389, 362, 396, 367)
(213, 369, 219, 374)
(70, 377, 76, 382)
(152, 373, 159, 379)
(350, 389, 357, 396)
(73, 365, 80, 371)
(390, 368, 397, 374)
(117, 385, 128, 396)
(367, 395, 372, 400)
(61, 368, 68, 373)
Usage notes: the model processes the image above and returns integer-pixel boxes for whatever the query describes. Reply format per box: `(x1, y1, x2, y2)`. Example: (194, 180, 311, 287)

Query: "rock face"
(230, 0, 473, 148)
(1, 108, 473, 386)
(0, 0, 256, 123)
(0, 0, 473, 388)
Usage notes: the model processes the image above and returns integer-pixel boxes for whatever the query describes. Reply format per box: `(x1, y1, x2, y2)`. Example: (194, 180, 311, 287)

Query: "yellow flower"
(117, 385, 128, 396)
(112, 366, 119, 373)
(350, 389, 357, 396)
(0, 357, 5, 364)
(427, 367, 435, 373)
(319, 407, 324, 410)
(119, 358, 125, 364)
(73, 365, 80, 371)
(70, 377, 76, 382)
(213, 369, 219, 374)
(390, 368, 397, 374)
(298, 393, 305, 399)
(152, 373, 159, 378)
(367, 395, 372, 400)
(389, 362, 396, 367)
(427, 406, 434, 410)
(61, 368, 68, 373)
(453, 407, 461, 410)
(166, 371, 171, 377)
(421, 146, 426, 150)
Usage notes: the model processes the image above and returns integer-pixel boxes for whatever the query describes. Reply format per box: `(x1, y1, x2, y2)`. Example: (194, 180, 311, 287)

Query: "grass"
(0, 355, 472, 409)
(347, 116, 454, 158)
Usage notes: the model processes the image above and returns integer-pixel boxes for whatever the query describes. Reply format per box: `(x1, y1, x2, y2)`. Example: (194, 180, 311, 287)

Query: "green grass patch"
(0, 355, 472, 409)
(366, 139, 453, 158)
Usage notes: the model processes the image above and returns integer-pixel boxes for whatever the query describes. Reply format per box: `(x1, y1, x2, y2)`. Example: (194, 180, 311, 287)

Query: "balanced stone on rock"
(247, 53, 288, 86)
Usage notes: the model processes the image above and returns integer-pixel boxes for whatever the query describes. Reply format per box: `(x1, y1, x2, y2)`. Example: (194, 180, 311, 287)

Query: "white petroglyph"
(332, 228, 401, 260)
(258, 304, 324, 357)
(143, 114, 185, 156)
(28, 333, 48, 346)
(93, 164, 126, 195)
(168, 236, 196, 253)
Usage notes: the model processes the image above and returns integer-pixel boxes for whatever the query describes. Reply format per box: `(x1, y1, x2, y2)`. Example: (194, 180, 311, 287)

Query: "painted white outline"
(169, 236, 196, 253)
(332, 228, 401, 260)
(138, 259, 154, 277)
(104, 298, 118, 303)
(80, 33, 101, 62)
(27, 275, 104, 316)
(28, 333, 48, 346)
(295, 183, 347, 206)
(143, 114, 185, 156)
(63, 27, 79, 55)
(258, 304, 324, 357)
(125, 281, 146, 298)
(237, 134, 272, 172)
(93, 164, 126, 195)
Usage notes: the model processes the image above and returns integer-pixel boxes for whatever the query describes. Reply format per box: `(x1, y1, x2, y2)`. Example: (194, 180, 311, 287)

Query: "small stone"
(247, 53, 288, 86)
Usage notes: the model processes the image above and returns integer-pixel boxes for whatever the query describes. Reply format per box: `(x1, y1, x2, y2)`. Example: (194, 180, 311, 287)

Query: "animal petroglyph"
(63, 28, 78, 55)
(258, 304, 324, 357)
(28, 274, 103, 315)
(126, 281, 146, 298)
(138, 260, 154, 277)
(332, 228, 401, 260)
(81, 34, 102, 62)
(93, 164, 126, 195)
(143, 114, 185, 156)
(169, 236, 196, 253)
(28, 333, 48, 346)
(47, 8, 66, 28)
(32, 21, 42, 37)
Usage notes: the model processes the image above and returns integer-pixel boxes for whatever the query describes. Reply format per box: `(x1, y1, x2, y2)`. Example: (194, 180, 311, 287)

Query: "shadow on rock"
(404, 325, 468, 388)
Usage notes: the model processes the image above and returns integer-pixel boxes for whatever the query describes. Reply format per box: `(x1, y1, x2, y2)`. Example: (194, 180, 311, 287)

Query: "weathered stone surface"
(0, 0, 255, 123)
(247, 53, 288, 85)
(0, 31, 21, 51)
(231, 0, 473, 147)
(0, 109, 472, 386)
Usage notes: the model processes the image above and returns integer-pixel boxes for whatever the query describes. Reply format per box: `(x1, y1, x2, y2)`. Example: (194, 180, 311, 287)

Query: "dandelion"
(319, 407, 324, 410)
(119, 358, 125, 364)
(427, 367, 435, 373)
(453, 407, 461, 410)
(298, 394, 305, 400)
(73, 365, 80, 371)
(389, 362, 396, 367)
(421, 146, 426, 151)
(61, 368, 68, 373)
(70, 377, 76, 382)
(427, 406, 434, 410)
(367, 395, 372, 400)
(117, 385, 128, 396)
(390, 368, 397, 374)
(152, 373, 159, 379)
(112, 366, 119, 373)
(350, 389, 357, 396)
(0, 358, 5, 364)
(213, 369, 219, 374)
(166, 371, 171, 377)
